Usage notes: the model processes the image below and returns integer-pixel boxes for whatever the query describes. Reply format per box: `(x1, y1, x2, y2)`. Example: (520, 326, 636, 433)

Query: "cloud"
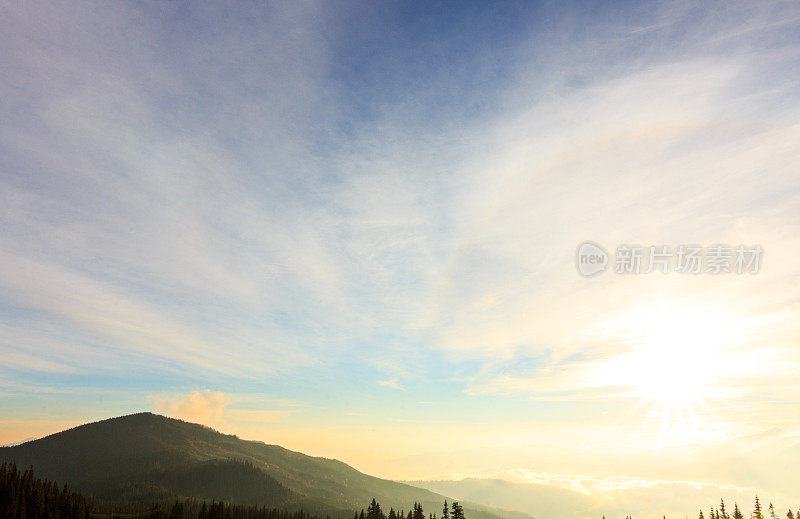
(427, 470, 787, 519)
(2, 1, 800, 511)
(147, 390, 293, 434)
(379, 379, 404, 390)
(499, 468, 771, 499)
(148, 390, 228, 428)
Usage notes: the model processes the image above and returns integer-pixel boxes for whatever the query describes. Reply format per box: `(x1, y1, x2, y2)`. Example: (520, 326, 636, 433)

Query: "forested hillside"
(0, 462, 90, 518)
(0, 413, 525, 519)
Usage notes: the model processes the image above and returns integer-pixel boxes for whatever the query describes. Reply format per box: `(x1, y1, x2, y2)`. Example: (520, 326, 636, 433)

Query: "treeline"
(702, 497, 799, 519)
(0, 460, 329, 519)
(0, 462, 91, 519)
(121, 501, 333, 519)
(61, 457, 294, 509)
(609, 496, 800, 519)
(354, 499, 466, 519)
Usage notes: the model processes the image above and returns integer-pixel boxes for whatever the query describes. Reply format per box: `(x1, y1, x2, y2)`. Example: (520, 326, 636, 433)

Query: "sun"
(626, 312, 726, 406)
(583, 301, 751, 448)
(594, 302, 743, 411)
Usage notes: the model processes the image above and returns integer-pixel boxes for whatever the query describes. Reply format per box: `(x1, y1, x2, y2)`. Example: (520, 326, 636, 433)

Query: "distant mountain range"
(406, 429, 800, 519)
(1, 436, 36, 447)
(407, 479, 594, 519)
(0, 413, 532, 519)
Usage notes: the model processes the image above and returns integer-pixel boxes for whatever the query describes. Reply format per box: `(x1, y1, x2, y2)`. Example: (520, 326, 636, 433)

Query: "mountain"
(396, 431, 800, 519)
(0, 413, 531, 519)
(407, 478, 594, 519)
(0, 437, 36, 447)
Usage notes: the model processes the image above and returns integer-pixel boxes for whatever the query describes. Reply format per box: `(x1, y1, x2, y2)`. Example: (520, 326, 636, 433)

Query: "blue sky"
(2, 1, 800, 516)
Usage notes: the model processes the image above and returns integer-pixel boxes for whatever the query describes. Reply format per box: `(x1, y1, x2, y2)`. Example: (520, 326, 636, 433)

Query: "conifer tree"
(753, 496, 763, 519)
(368, 498, 385, 519)
(0, 463, 91, 519)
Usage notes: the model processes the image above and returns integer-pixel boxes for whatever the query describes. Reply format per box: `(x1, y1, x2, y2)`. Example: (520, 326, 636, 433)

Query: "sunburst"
(591, 302, 747, 445)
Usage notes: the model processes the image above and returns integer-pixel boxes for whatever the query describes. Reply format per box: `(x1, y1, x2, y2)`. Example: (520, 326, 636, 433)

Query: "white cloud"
(2, 1, 800, 511)
(147, 390, 294, 432)
(379, 379, 404, 390)
(148, 390, 228, 428)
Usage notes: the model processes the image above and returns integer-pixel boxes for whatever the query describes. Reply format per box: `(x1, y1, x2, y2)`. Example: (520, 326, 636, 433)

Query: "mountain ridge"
(0, 412, 533, 519)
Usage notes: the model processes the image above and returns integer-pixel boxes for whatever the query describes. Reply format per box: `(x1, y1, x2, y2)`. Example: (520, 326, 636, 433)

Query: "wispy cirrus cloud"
(1, 1, 800, 508)
(148, 390, 293, 431)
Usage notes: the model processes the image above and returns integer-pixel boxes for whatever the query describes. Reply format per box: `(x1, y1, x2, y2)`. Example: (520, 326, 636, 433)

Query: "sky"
(2, 1, 800, 517)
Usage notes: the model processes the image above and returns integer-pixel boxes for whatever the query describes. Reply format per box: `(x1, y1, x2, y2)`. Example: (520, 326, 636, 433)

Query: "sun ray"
(592, 301, 756, 447)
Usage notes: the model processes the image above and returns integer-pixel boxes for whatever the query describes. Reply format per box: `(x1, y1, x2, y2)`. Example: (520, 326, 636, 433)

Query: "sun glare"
(594, 303, 745, 411)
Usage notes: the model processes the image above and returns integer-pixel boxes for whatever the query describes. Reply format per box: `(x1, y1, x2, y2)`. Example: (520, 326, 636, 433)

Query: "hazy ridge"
(0, 413, 532, 519)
